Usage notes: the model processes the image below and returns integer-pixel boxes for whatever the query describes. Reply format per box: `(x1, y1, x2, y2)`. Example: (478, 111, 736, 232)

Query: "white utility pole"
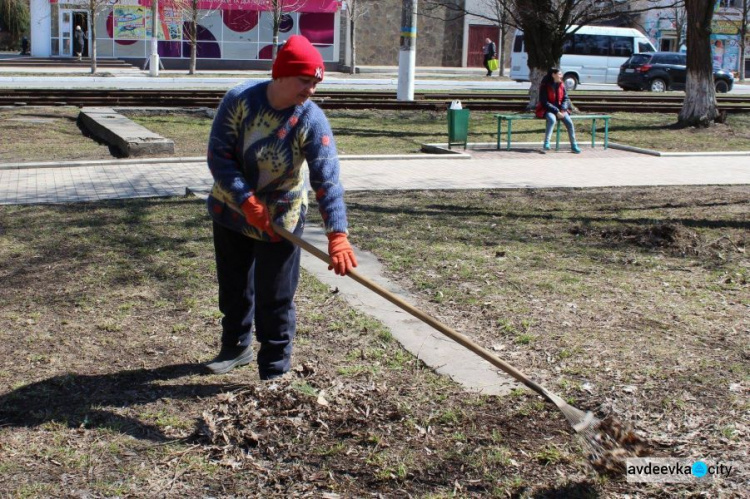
(149, 0, 160, 77)
(397, 0, 417, 101)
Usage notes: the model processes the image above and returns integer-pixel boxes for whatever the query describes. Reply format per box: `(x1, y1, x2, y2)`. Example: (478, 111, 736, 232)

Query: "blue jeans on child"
(544, 112, 577, 146)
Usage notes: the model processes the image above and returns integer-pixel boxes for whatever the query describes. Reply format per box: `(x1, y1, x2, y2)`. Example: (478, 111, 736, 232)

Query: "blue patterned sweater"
(206, 80, 348, 241)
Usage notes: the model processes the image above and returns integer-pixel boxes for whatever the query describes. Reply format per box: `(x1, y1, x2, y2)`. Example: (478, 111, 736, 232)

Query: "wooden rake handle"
(272, 223, 565, 406)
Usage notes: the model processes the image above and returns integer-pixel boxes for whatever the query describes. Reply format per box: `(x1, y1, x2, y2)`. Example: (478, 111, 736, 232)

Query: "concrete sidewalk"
(1, 150, 748, 206)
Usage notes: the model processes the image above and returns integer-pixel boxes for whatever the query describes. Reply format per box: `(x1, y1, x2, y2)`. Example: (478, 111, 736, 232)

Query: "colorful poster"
(711, 34, 740, 72)
(146, 7, 183, 40)
(162, 7, 183, 40)
(114, 6, 147, 39)
(712, 19, 740, 35)
(133, 0, 339, 13)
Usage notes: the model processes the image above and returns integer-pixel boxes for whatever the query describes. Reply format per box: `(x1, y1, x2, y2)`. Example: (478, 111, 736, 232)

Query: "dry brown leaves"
(585, 415, 652, 476)
(194, 363, 406, 491)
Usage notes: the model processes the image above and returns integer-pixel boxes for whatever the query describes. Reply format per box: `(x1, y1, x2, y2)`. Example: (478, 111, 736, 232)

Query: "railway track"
(2, 89, 750, 113)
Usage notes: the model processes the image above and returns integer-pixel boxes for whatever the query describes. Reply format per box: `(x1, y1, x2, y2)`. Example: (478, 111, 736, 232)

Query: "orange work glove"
(240, 195, 275, 238)
(327, 232, 357, 276)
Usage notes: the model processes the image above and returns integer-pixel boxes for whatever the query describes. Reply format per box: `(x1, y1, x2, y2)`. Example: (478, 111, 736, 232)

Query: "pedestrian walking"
(74, 26, 85, 61)
(535, 67, 581, 153)
(482, 38, 497, 77)
(204, 35, 357, 379)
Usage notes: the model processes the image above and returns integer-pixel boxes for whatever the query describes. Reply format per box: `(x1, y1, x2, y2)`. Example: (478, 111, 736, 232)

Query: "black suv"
(618, 52, 734, 93)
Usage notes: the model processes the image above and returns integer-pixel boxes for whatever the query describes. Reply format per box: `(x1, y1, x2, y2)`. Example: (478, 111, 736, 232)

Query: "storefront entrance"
(59, 10, 88, 57)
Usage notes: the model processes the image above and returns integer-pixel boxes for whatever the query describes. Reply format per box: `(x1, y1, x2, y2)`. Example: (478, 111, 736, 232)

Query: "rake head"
(560, 402, 650, 476)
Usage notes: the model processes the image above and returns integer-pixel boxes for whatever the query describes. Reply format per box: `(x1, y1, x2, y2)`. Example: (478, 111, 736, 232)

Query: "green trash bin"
(447, 108, 470, 150)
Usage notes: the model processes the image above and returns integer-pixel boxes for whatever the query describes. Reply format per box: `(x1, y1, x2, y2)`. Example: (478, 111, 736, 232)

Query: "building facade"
(638, 0, 748, 75)
(29, 0, 748, 74)
(342, 0, 463, 67)
(461, 0, 502, 68)
(30, 0, 341, 69)
(30, 0, 469, 69)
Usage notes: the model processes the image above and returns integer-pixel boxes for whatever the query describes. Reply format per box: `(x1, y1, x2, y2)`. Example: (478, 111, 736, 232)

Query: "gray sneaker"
(204, 344, 253, 374)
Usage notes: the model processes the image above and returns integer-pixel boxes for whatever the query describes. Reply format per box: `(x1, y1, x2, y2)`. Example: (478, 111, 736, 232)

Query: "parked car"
(617, 52, 734, 93)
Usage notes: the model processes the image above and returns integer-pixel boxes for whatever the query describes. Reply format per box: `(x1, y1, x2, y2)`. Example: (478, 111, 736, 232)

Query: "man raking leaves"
(204, 35, 357, 380)
(204, 34, 648, 475)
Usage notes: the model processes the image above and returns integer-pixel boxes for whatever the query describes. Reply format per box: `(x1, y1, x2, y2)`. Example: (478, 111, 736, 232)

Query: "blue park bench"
(495, 113, 611, 151)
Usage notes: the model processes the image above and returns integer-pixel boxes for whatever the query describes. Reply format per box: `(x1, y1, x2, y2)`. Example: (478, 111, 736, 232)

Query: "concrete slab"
(298, 225, 520, 396)
(77, 107, 174, 157)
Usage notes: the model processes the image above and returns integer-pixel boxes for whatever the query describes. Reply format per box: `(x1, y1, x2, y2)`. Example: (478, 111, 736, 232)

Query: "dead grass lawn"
(0, 186, 747, 497)
(3, 106, 750, 163)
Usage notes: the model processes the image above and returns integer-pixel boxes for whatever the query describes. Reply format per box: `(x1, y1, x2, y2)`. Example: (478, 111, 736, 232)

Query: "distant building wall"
(30, 0, 52, 57)
(462, 0, 500, 68)
(636, 0, 746, 73)
(29, 0, 340, 69)
(353, 0, 463, 66)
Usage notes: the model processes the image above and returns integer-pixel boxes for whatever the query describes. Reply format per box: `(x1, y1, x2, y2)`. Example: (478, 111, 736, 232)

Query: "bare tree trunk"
(673, 6, 686, 51)
(271, 4, 281, 62)
(498, 5, 509, 77)
(350, 15, 357, 74)
(499, 23, 506, 77)
(526, 66, 546, 111)
(740, 0, 748, 82)
(90, 9, 97, 74)
(514, 0, 567, 110)
(679, 0, 718, 127)
(190, 3, 197, 75)
(740, 33, 747, 82)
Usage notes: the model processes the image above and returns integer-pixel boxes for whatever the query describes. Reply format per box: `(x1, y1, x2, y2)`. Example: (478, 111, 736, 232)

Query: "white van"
(510, 25, 656, 89)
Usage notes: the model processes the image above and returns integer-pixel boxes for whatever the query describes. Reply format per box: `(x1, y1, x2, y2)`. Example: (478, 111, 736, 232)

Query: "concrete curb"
(422, 142, 498, 154)
(608, 142, 750, 157)
(341, 153, 472, 160)
(0, 156, 204, 170)
(427, 141, 604, 152)
(608, 142, 662, 156)
(659, 150, 750, 157)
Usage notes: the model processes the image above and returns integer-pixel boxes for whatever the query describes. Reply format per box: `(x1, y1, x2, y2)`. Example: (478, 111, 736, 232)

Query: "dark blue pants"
(212, 221, 301, 379)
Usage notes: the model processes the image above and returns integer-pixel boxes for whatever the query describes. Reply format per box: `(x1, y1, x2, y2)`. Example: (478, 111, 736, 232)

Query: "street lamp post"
(149, 0, 160, 77)
(397, 0, 417, 101)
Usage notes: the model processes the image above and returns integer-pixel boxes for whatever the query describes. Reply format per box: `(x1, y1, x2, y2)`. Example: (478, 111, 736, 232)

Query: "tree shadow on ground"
(0, 363, 241, 442)
(345, 202, 750, 231)
(1, 198, 211, 303)
(332, 126, 444, 139)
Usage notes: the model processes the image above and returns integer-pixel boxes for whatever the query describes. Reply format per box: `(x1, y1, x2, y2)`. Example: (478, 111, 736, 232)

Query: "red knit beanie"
(272, 35, 325, 81)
